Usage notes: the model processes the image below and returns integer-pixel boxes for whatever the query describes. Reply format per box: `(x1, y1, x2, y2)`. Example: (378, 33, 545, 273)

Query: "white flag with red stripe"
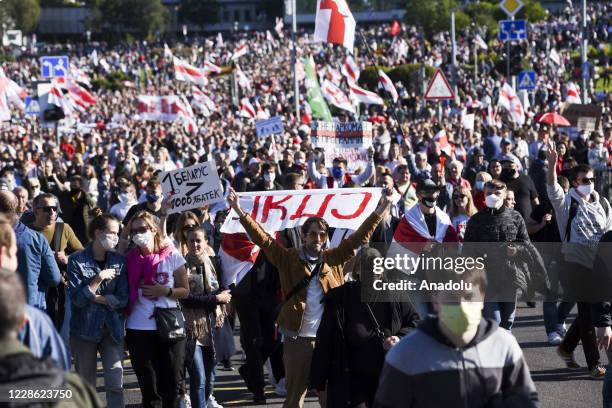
(498, 83, 525, 126)
(173, 56, 208, 86)
(434, 129, 452, 156)
(321, 79, 355, 113)
(235, 64, 251, 91)
(340, 55, 360, 83)
(240, 97, 256, 119)
(275, 17, 284, 37)
(176, 95, 198, 134)
(230, 43, 249, 61)
(203, 60, 221, 74)
(566, 82, 581, 104)
(0, 68, 27, 110)
(192, 87, 216, 114)
(314, 0, 356, 52)
(348, 82, 383, 106)
(47, 86, 74, 116)
(256, 100, 270, 120)
(378, 69, 398, 103)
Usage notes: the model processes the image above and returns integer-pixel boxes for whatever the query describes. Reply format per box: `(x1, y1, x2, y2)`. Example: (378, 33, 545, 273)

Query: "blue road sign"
(518, 70, 536, 91)
(498, 19, 526, 41)
(24, 96, 40, 116)
(40, 56, 69, 78)
(256, 116, 284, 138)
(582, 61, 590, 79)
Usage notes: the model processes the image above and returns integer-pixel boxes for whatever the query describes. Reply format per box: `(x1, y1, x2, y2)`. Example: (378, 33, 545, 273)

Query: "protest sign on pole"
(310, 121, 373, 171)
(220, 188, 382, 234)
(160, 161, 224, 214)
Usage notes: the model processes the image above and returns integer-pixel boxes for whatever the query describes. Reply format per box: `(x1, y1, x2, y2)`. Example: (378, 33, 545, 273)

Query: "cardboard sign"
(310, 121, 373, 171)
(160, 161, 224, 214)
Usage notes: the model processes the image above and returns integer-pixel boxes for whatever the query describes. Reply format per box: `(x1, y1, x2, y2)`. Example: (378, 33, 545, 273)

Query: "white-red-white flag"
(48, 86, 73, 116)
(256, 100, 270, 120)
(0, 69, 26, 110)
(566, 82, 581, 104)
(314, 0, 356, 52)
(173, 56, 208, 86)
(348, 82, 384, 106)
(498, 83, 525, 125)
(192, 87, 216, 114)
(434, 129, 452, 156)
(176, 95, 198, 134)
(203, 60, 222, 75)
(340, 55, 360, 83)
(235, 64, 251, 91)
(378, 69, 398, 103)
(240, 97, 256, 119)
(275, 17, 284, 37)
(230, 43, 249, 61)
(321, 79, 355, 113)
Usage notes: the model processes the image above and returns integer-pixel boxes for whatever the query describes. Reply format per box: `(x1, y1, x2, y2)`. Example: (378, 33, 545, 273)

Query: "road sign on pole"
(517, 70, 536, 91)
(40, 56, 69, 79)
(498, 19, 526, 41)
(424, 68, 455, 101)
(499, 0, 524, 17)
(24, 96, 40, 116)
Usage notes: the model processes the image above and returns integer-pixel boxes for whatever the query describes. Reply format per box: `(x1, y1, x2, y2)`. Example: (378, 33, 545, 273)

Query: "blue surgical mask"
(332, 167, 344, 179)
(475, 181, 485, 191)
(146, 193, 160, 203)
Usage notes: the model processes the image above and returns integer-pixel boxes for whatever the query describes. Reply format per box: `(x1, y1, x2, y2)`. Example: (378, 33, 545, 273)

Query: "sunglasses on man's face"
(39, 206, 57, 213)
(183, 224, 197, 231)
(580, 177, 595, 185)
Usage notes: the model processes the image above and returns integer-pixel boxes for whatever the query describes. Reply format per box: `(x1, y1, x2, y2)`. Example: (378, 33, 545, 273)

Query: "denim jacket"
(67, 245, 128, 344)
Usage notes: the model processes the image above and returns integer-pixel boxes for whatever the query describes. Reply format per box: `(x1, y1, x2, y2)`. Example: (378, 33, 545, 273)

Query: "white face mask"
(576, 183, 594, 197)
(118, 192, 130, 203)
(264, 173, 275, 183)
(132, 231, 154, 248)
(99, 233, 119, 251)
(485, 193, 504, 209)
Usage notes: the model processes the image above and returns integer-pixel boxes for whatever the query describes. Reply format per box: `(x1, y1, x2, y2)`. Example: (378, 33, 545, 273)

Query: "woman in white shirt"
(123, 211, 189, 408)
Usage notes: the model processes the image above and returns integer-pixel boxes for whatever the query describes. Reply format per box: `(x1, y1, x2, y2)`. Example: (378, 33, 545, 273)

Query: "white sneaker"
(548, 332, 563, 345)
(180, 395, 192, 408)
(208, 395, 223, 408)
(556, 323, 568, 337)
(275, 378, 287, 397)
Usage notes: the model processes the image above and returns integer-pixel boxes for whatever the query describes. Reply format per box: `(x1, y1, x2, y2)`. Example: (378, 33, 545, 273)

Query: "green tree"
(95, 0, 169, 40)
(2, 0, 41, 33)
(178, 0, 219, 28)
(405, 0, 468, 40)
(517, 0, 548, 23)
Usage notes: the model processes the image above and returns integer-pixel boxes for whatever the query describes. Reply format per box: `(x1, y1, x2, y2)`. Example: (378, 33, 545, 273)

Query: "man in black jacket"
(464, 179, 530, 331)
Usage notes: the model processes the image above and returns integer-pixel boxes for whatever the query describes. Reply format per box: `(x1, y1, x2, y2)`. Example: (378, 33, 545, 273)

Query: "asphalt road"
(97, 303, 603, 408)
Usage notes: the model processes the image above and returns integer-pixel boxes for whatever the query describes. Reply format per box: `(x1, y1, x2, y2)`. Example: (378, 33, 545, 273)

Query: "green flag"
(304, 56, 332, 122)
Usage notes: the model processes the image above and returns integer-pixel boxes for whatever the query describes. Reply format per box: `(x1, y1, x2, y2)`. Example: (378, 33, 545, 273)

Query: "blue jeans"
(188, 344, 215, 408)
(483, 302, 517, 331)
(543, 301, 574, 334)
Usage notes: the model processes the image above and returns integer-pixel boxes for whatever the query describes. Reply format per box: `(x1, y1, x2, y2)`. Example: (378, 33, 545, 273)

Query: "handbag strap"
(279, 262, 323, 307)
(364, 302, 385, 339)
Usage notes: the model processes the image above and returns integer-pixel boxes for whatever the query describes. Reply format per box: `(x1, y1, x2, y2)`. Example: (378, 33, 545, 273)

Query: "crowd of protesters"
(0, 1, 611, 408)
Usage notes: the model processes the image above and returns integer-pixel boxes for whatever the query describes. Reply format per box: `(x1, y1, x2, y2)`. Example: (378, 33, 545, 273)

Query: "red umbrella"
(537, 112, 571, 126)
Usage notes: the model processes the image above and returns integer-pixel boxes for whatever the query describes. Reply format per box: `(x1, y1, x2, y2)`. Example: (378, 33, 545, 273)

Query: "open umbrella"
(537, 112, 571, 126)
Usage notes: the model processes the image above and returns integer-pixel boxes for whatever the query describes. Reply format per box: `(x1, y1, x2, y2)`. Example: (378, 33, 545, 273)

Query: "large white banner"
(137, 95, 181, 122)
(160, 161, 224, 214)
(311, 121, 373, 172)
(221, 188, 382, 234)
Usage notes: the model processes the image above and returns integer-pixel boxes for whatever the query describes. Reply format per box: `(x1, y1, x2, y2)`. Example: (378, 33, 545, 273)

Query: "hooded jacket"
(373, 316, 539, 408)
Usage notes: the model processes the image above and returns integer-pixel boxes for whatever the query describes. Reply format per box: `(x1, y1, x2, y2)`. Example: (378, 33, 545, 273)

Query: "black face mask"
(421, 196, 436, 208)
(501, 168, 517, 180)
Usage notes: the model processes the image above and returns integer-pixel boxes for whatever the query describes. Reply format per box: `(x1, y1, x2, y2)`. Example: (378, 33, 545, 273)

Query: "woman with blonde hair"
(123, 210, 189, 408)
(172, 211, 202, 256)
(449, 185, 478, 241)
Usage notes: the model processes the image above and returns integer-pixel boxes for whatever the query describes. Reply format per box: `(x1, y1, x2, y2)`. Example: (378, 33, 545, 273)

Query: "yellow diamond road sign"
(500, 0, 524, 17)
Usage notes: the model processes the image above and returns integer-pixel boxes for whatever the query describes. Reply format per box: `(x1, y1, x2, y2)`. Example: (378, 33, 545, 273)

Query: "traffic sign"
(424, 68, 455, 101)
(24, 96, 40, 116)
(582, 61, 590, 79)
(498, 20, 526, 41)
(256, 116, 284, 138)
(499, 0, 524, 17)
(40, 56, 69, 79)
(517, 71, 536, 91)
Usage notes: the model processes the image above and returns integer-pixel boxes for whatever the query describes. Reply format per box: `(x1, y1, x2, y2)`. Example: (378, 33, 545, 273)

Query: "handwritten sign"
(160, 161, 224, 214)
(311, 121, 373, 171)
